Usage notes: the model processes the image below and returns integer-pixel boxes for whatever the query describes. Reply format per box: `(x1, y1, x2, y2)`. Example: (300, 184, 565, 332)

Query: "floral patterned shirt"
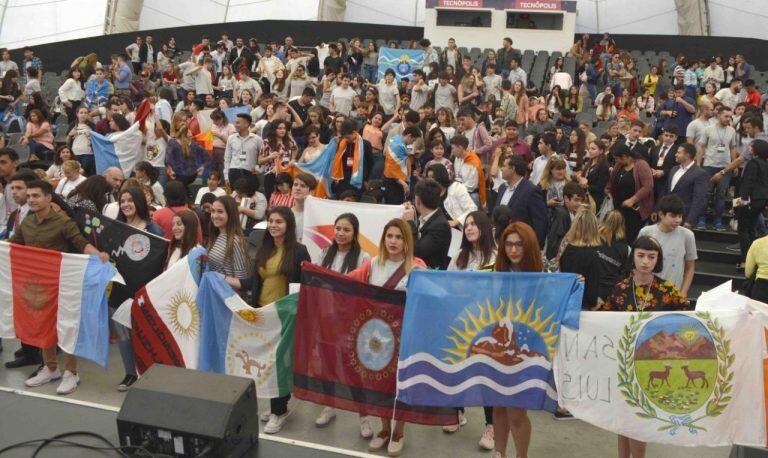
(602, 275, 689, 312)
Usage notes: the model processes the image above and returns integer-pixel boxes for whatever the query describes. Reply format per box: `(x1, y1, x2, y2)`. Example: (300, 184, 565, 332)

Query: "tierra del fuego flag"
(197, 272, 297, 398)
(293, 263, 458, 425)
(331, 132, 365, 190)
(398, 270, 583, 411)
(91, 99, 152, 176)
(131, 247, 206, 374)
(0, 242, 121, 367)
(302, 196, 404, 262)
(554, 310, 766, 447)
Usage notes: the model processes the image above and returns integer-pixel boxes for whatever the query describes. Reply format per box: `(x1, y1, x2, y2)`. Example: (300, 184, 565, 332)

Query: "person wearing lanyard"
(695, 105, 737, 231)
(601, 235, 688, 457)
(224, 113, 262, 190)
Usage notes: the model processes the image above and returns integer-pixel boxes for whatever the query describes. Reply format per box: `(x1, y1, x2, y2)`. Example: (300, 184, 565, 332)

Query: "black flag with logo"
(73, 208, 169, 307)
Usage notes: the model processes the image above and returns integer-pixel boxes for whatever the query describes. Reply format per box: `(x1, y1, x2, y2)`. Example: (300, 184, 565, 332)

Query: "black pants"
(383, 178, 405, 205)
(737, 199, 767, 263)
(211, 147, 225, 176)
(751, 278, 768, 303)
(176, 174, 197, 188)
(620, 207, 644, 243)
(270, 394, 291, 416)
(262, 173, 276, 202)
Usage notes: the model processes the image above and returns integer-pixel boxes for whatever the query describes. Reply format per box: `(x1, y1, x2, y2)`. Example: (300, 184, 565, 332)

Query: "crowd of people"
(0, 30, 767, 458)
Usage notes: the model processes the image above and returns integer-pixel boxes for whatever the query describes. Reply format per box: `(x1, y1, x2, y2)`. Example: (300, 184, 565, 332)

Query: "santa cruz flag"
(293, 263, 457, 425)
(398, 270, 583, 411)
(131, 247, 206, 374)
(198, 272, 297, 398)
(554, 310, 766, 447)
(0, 242, 120, 367)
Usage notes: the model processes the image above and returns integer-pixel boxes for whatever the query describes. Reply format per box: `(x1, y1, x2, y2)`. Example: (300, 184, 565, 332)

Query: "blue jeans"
(155, 166, 168, 187)
(702, 166, 732, 225)
(28, 139, 52, 161)
(363, 64, 378, 83)
(587, 84, 598, 104)
(371, 150, 384, 180)
(685, 85, 698, 100)
(115, 321, 136, 376)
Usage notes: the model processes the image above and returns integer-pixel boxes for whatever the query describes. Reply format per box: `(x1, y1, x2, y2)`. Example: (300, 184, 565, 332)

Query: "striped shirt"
(207, 233, 249, 279)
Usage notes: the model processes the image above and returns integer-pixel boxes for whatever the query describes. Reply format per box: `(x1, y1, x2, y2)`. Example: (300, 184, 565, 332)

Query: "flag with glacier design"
(397, 270, 583, 411)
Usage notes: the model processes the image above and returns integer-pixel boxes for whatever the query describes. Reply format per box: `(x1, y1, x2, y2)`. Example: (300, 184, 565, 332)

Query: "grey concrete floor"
(0, 338, 736, 457)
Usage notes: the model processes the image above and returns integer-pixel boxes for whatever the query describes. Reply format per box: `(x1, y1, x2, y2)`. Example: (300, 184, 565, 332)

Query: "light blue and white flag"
(378, 48, 425, 82)
(92, 122, 144, 175)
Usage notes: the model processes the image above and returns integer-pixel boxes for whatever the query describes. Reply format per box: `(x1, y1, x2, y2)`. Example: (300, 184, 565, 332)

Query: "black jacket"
(649, 143, 678, 198)
(229, 46, 254, 69)
(494, 179, 548, 248)
(740, 157, 768, 202)
(410, 210, 451, 270)
(584, 162, 610, 210)
(139, 43, 156, 66)
(241, 243, 310, 307)
(545, 207, 571, 260)
(663, 163, 709, 226)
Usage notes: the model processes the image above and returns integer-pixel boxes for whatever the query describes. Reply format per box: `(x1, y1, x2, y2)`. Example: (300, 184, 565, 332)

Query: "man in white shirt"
(185, 58, 214, 96)
(209, 42, 228, 76)
(256, 47, 284, 84)
(507, 58, 527, 86)
(329, 74, 357, 116)
(714, 79, 742, 109)
(409, 69, 429, 110)
(178, 59, 197, 93)
(531, 132, 570, 185)
(482, 65, 502, 102)
(377, 69, 400, 116)
(0, 49, 18, 78)
(220, 34, 234, 52)
(451, 136, 478, 195)
(685, 101, 714, 145)
(702, 59, 724, 86)
(434, 72, 457, 112)
(125, 36, 142, 74)
(224, 113, 263, 188)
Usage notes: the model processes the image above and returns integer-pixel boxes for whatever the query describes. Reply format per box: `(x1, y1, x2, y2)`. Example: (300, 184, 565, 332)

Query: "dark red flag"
(293, 263, 457, 426)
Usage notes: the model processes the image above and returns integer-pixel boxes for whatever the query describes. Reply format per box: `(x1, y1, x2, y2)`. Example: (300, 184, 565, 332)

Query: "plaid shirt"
(21, 56, 42, 85)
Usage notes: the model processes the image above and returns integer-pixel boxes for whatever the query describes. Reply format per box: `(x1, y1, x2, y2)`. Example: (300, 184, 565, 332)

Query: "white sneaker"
(315, 407, 336, 427)
(492, 452, 505, 458)
(263, 412, 291, 434)
(478, 424, 495, 450)
(25, 366, 61, 387)
(442, 410, 467, 433)
(359, 416, 373, 438)
(56, 370, 80, 395)
(259, 410, 272, 422)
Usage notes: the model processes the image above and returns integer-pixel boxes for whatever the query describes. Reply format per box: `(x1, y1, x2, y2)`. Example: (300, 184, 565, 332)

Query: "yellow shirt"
(746, 236, 768, 280)
(643, 74, 659, 95)
(258, 245, 287, 306)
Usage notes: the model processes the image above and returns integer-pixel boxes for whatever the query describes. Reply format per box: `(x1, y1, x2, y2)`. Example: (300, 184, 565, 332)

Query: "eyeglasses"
(504, 241, 524, 249)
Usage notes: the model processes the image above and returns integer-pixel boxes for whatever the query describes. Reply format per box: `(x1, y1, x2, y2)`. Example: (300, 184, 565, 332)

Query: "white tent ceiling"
(0, 0, 766, 49)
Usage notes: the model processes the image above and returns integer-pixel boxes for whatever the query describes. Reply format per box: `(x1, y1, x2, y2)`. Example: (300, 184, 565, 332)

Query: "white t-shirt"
(700, 124, 737, 168)
(330, 86, 357, 116)
(72, 124, 93, 156)
(638, 225, 697, 290)
(434, 83, 456, 112)
(55, 175, 86, 198)
(369, 257, 409, 291)
(314, 248, 370, 274)
(377, 81, 400, 115)
(715, 88, 740, 109)
(194, 186, 226, 204)
(145, 136, 167, 168)
(126, 43, 140, 63)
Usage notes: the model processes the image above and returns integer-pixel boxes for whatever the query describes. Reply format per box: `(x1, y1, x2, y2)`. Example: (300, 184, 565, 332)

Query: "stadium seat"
(9, 143, 30, 164)
(576, 112, 593, 125)
(458, 46, 468, 56)
(7, 132, 23, 145)
(375, 39, 386, 49)
(247, 229, 265, 259)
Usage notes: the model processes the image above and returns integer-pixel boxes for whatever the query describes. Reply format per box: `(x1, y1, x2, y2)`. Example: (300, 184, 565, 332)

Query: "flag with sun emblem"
(197, 272, 297, 398)
(131, 247, 206, 374)
(293, 263, 458, 425)
(553, 310, 766, 447)
(397, 270, 583, 411)
(377, 48, 424, 82)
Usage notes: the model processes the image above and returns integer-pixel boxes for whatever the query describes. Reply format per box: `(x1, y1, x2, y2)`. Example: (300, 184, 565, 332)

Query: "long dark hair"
(455, 211, 496, 270)
(321, 213, 363, 274)
(68, 175, 109, 211)
(166, 210, 199, 268)
(266, 119, 294, 152)
(207, 196, 246, 260)
(255, 206, 299, 278)
(117, 187, 151, 223)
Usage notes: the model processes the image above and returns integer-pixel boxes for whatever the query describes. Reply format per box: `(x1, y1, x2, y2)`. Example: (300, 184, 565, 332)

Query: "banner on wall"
(554, 310, 766, 447)
(377, 48, 425, 82)
(302, 196, 404, 261)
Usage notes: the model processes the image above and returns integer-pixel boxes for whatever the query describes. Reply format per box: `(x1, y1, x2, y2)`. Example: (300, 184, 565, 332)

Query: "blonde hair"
(539, 156, 568, 190)
(171, 111, 191, 157)
(598, 209, 626, 245)
(460, 74, 476, 92)
(436, 107, 457, 128)
(377, 218, 415, 274)
(62, 160, 80, 173)
(565, 208, 601, 247)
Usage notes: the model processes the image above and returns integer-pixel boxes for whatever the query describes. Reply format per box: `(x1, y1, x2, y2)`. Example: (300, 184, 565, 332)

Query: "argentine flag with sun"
(397, 270, 583, 411)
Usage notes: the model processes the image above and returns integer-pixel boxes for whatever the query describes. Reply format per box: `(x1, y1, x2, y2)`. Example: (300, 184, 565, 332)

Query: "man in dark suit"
(663, 142, 708, 228)
(229, 37, 254, 71)
(495, 155, 548, 247)
(649, 125, 681, 200)
(138, 35, 155, 69)
(404, 178, 451, 270)
(545, 182, 586, 260)
(626, 120, 652, 163)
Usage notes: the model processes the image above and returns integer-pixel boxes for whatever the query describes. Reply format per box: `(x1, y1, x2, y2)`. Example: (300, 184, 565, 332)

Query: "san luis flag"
(198, 272, 297, 398)
(0, 241, 120, 367)
(553, 311, 766, 447)
(73, 208, 169, 309)
(302, 195, 403, 261)
(398, 270, 583, 411)
(293, 263, 457, 425)
(131, 247, 206, 374)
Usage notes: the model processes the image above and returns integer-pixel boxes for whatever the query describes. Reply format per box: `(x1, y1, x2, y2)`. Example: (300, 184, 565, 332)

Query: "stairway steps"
(692, 228, 738, 244)
(695, 239, 741, 264)
(693, 260, 744, 287)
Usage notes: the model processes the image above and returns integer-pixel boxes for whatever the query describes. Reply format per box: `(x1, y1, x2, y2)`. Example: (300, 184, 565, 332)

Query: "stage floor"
(0, 339, 744, 457)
